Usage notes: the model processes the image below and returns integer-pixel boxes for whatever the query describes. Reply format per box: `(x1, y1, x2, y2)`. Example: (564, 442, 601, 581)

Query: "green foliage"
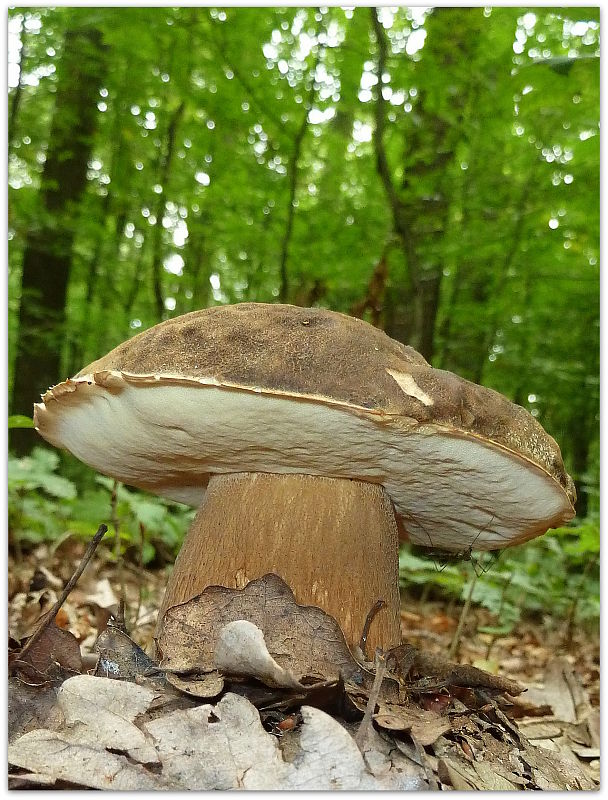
(400, 518, 600, 631)
(8, 415, 34, 429)
(8, 447, 194, 561)
(9, 447, 77, 500)
(95, 477, 195, 563)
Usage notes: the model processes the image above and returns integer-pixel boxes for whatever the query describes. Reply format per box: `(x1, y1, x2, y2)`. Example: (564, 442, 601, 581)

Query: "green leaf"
(8, 414, 34, 429)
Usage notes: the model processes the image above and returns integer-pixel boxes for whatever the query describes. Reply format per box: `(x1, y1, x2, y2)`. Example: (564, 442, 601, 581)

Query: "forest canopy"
(8, 7, 599, 575)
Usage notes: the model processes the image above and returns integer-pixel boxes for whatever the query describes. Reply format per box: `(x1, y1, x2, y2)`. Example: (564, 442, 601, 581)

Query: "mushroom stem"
(156, 472, 401, 654)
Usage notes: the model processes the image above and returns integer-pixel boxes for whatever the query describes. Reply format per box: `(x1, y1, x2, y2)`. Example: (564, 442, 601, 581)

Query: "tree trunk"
(8, 16, 26, 149)
(150, 101, 186, 320)
(10, 22, 106, 452)
(370, 8, 481, 362)
(277, 47, 321, 303)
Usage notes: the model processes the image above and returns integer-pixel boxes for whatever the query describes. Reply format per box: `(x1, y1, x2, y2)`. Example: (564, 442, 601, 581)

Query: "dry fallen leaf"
(158, 573, 361, 683)
(57, 674, 159, 763)
(9, 771, 58, 789)
(94, 626, 159, 683)
(214, 619, 304, 689)
(9, 676, 425, 790)
(437, 756, 478, 790)
(9, 589, 59, 642)
(8, 674, 171, 789)
(9, 729, 171, 790)
(471, 759, 520, 790)
(144, 692, 423, 790)
(524, 657, 577, 722)
(165, 670, 225, 698)
(518, 720, 564, 740)
(520, 735, 596, 790)
(374, 703, 451, 747)
(8, 679, 62, 743)
(16, 622, 82, 676)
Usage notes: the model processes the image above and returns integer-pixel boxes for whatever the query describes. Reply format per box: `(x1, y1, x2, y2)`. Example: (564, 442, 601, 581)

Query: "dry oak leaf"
(94, 626, 159, 683)
(165, 671, 225, 699)
(59, 674, 159, 763)
(8, 675, 172, 789)
(9, 730, 170, 790)
(17, 622, 82, 676)
(157, 573, 361, 683)
(214, 619, 304, 688)
(143, 691, 421, 790)
(373, 704, 451, 747)
(8, 678, 62, 744)
(10, 680, 424, 790)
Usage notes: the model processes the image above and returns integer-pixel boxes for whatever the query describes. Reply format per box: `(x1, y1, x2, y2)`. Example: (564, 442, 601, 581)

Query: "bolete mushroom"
(34, 303, 575, 654)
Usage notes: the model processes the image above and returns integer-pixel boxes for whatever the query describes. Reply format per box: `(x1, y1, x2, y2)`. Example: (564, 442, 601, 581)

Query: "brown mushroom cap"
(34, 303, 575, 551)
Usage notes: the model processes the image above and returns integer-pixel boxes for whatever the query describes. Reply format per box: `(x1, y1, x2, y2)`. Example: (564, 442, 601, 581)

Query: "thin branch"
(277, 46, 323, 303)
(448, 570, 478, 661)
(111, 480, 127, 612)
(355, 650, 386, 751)
(358, 599, 386, 661)
(131, 522, 146, 631)
(9, 15, 26, 147)
(151, 100, 186, 319)
(18, 524, 108, 662)
(475, 173, 536, 384)
(369, 9, 418, 279)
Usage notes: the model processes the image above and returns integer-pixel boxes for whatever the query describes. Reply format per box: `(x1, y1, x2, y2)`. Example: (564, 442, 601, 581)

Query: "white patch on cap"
(386, 369, 434, 407)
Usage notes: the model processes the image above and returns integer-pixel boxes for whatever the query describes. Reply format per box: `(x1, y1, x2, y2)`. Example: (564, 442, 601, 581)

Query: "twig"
(355, 650, 386, 751)
(563, 554, 597, 648)
(448, 569, 479, 660)
(132, 521, 146, 630)
(19, 524, 108, 662)
(359, 599, 386, 661)
(111, 480, 127, 610)
(485, 572, 513, 660)
(110, 598, 129, 634)
(111, 481, 119, 558)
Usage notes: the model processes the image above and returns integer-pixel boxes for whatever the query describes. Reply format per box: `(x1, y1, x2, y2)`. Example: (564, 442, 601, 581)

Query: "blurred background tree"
(7, 6, 599, 630)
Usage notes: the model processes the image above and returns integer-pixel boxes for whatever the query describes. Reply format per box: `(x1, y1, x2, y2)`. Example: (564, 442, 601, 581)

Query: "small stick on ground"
(19, 523, 108, 662)
(358, 599, 386, 662)
(109, 598, 129, 634)
(111, 481, 127, 612)
(132, 521, 146, 630)
(448, 569, 478, 660)
(355, 649, 387, 751)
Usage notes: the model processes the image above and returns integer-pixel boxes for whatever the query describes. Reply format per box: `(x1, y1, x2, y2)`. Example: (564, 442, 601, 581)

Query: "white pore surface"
(43, 382, 569, 551)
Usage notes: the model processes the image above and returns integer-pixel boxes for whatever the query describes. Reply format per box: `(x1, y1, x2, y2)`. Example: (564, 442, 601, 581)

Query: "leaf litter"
(7, 532, 600, 790)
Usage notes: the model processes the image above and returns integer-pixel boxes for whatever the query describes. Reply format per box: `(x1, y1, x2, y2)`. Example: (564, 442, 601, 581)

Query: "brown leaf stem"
(355, 650, 386, 750)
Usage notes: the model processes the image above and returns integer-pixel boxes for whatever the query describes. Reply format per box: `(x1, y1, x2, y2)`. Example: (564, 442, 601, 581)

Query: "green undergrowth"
(9, 446, 599, 635)
(8, 446, 195, 566)
(399, 518, 599, 636)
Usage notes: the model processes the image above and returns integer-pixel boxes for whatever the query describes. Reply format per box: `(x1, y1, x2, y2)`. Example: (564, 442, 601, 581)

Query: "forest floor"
(8, 537, 600, 790)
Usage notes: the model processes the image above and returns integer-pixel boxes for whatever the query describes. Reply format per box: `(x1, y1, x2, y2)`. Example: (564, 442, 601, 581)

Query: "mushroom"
(34, 303, 575, 654)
